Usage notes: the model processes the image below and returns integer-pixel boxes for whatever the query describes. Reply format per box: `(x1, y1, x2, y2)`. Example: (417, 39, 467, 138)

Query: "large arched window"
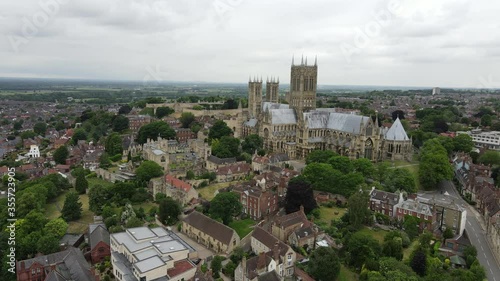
(364, 139, 373, 159)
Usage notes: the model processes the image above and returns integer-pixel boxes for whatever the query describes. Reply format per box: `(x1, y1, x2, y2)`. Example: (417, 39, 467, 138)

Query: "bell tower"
(248, 76, 263, 118)
(290, 56, 318, 117)
(266, 77, 279, 103)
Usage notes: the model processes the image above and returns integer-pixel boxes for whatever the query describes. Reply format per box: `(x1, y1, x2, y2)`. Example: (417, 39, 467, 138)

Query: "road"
(437, 181, 500, 281)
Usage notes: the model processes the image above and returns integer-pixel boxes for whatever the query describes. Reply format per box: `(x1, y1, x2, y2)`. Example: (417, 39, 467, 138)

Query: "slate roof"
(19, 247, 95, 281)
(257, 270, 281, 281)
(273, 209, 309, 229)
(270, 109, 297, 124)
(304, 111, 371, 134)
(262, 102, 289, 111)
(207, 155, 237, 165)
(385, 117, 409, 141)
(89, 224, 110, 249)
(251, 227, 289, 257)
(183, 211, 238, 245)
(245, 118, 258, 127)
(370, 189, 400, 206)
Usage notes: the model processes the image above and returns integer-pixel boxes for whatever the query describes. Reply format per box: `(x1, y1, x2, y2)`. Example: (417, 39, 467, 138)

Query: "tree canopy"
(284, 175, 318, 214)
(105, 133, 123, 156)
(53, 145, 69, 164)
(179, 112, 195, 128)
(209, 192, 242, 225)
(137, 121, 176, 144)
(136, 161, 164, 183)
(208, 120, 232, 142)
(61, 191, 82, 221)
(307, 247, 341, 281)
(156, 107, 174, 119)
(158, 197, 181, 225)
(419, 139, 453, 190)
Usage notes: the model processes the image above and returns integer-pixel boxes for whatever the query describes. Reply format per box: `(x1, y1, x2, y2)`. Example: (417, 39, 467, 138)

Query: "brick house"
(271, 206, 310, 242)
(17, 247, 99, 281)
(88, 223, 110, 264)
(232, 182, 279, 220)
(369, 188, 404, 217)
(215, 162, 251, 182)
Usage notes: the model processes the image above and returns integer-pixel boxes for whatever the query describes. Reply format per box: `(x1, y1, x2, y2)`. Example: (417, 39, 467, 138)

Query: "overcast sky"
(0, 0, 499, 88)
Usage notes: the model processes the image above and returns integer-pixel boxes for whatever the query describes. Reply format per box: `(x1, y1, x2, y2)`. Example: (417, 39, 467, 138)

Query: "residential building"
(16, 247, 98, 281)
(150, 174, 198, 205)
(110, 227, 197, 281)
(215, 162, 252, 182)
(181, 211, 240, 254)
(232, 181, 279, 220)
(271, 207, 310, 242)
(394, 198, 434, 232)
(369, 188, 404, 217)
(88, 222, 110, 264)
(250, 227, 296, 278)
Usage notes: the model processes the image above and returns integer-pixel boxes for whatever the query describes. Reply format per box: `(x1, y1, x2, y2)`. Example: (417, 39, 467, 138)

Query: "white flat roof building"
(457, 130, 500, 151)
(110, 227, 197, 281)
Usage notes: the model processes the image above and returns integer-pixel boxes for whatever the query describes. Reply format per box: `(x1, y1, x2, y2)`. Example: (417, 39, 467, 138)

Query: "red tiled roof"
(167, 260, 194, 278)
(165, 175, 192, 192)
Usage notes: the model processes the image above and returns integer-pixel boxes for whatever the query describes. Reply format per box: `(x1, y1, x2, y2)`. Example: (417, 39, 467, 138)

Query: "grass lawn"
(44, 189, 96, 234)
(317, 206, 347, 226)
(229, 218, 256, 238)
(403, 240, 419, 260)
(197, 181, 237, 201)
(357, 227, 389, 244)
(385, 159, 421, 190)
(133, 201, 158, 212)
(45, 190, 68, 219)
(87, 177, 114, 189)
(337, 265, 358, 281)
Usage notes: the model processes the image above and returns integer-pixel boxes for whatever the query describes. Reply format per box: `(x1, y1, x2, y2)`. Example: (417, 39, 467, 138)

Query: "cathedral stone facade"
(243, 58, 412, 161)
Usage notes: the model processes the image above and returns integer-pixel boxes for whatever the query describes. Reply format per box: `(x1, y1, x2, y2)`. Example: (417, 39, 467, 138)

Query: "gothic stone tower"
(248, 77, 263, 118)
(290, 56, 318, 117)
(266, 77, 279, 103)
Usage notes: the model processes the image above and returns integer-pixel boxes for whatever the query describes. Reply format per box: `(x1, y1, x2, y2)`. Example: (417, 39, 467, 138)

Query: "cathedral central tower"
(290, 56, 317, 116)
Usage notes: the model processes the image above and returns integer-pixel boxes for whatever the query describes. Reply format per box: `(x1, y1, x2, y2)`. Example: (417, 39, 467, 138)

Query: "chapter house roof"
(385, 117, 409, 141)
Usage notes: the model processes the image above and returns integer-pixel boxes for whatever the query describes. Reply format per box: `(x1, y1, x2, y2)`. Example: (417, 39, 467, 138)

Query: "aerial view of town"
(1, 1, 499, 281)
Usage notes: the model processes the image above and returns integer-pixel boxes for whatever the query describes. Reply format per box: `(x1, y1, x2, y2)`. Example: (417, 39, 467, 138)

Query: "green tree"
(211, 255, 225, 278)
(61, 191, 82, 221)
(20, 130, 36, 140)
(375, 162, 391, 183)
(179, 112, 195, 128)
(105, 133, 123, 156)
(208, 120, 232, 142)
(453, 134, 473, 152)
(328, 155, 354, 174)
(136, 161, 164, 183)
(36, 234, 60, 255)
(53, 145, 69, 164)
(443, 227, 454, 243)
(72, 128, 87, 145)
(241, 134, 263, 154)
(419, 139, 453, 190)
(158, 197, 181, 225)
(385, 168, 416, 193)
(403, 215, 420, 240)
(118, 104, 132, 114)
(307, 246, 341, 281)
(346, 231, 381, 270)
(99, 152, 112, 168)
(211, 136, 241, 158)
(410, 250, 427, 276)
(347, 190, 371, 230)
(480, 114, 492, 126)
(112, 115, 129, 132)
(209, 192, 242, 225)
(155, 107, 174, 119)
(305, 149, 338, 164)
(89, 184, 110, 214)
(125, 217, 144, 228)
(478, 150, 500, 166)
(353, 158, 375, 178)
(137, 121, 176, 144)
(382, 236, 403, 260)
(284, 175, 318, 215)
(43, 218, 68, 238)
(186, 170, 195, 180)
(75, 173, 88, 194)
(33, 122, 47, 135)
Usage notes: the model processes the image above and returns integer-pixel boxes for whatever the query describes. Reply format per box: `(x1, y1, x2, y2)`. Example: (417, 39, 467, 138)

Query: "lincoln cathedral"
(242, 57, 412, 161)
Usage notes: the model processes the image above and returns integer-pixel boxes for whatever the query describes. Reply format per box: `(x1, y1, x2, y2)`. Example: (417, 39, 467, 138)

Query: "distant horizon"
(0, 76, 494, 91)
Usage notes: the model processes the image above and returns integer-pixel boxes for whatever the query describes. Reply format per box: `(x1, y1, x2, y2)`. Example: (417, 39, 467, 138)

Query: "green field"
(357, 227, 389, 243)
(229, 218, 256, 238)
(317, 206, 347, 226)
(197, 181, 237, 201)
(338, 265, 358, 281)
(87, 177, 114, 189)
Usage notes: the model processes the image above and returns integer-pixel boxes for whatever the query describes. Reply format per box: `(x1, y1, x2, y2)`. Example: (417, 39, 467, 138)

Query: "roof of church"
(385, 117, 409, 141)
(262, 102, 289, 111)
(271, 109, 297, 124)
(305, 111, 370, 133)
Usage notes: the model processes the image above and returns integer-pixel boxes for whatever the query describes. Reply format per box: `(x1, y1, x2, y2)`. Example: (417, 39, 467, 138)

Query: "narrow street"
(439, 181, 500, 281)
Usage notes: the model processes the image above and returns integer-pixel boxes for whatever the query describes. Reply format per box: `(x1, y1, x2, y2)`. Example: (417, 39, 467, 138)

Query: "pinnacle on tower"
(301, 54, 304, 65)
(305, 56, 308, 66)
(314, 55, 317, 66)
(292, 55, 295, 66)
